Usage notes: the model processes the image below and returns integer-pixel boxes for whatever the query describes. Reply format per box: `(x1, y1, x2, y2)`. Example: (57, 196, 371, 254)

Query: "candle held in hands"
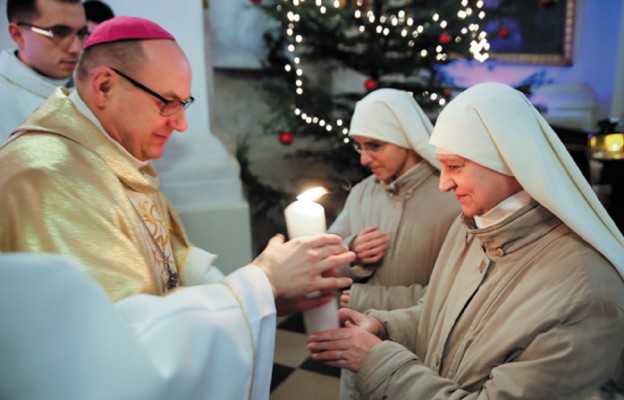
(284, 187, 339, 334)
(284, 200, 326, 237)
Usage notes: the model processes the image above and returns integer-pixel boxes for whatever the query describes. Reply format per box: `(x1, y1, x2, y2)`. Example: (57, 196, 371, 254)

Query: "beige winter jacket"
(360, 202, 624, 399)
(328, 162, 459, 312)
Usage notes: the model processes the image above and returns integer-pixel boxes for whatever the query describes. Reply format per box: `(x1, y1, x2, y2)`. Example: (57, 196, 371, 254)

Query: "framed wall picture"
(482, 0, 576, 66)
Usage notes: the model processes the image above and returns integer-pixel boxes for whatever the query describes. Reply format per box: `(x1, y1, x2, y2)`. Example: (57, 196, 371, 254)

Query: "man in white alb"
(0, 0, 87, 142)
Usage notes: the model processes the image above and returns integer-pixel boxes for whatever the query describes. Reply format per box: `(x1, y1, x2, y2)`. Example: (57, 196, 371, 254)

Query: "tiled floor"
(270, 313, 341, 400)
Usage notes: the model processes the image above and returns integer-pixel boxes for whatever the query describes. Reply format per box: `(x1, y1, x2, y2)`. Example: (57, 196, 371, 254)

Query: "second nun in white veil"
(328, 88, 459, 400)
(328, 88, 459, 312)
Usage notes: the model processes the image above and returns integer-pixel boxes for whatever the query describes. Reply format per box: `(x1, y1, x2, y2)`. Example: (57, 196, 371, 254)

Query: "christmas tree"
(240, 0, 493, 248)
(258, 0, 490, 130)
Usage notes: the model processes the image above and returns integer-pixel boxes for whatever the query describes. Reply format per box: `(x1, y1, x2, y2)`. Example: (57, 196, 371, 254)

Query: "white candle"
(284, 200, 326, 238)
(284, 187, 339, 334)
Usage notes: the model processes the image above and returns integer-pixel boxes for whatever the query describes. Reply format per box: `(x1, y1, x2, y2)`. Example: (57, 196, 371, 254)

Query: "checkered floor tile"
(270, 313, 341, 400)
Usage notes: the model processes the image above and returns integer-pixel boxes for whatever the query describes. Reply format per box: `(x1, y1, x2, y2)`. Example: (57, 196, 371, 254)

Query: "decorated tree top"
(260, 0, 490, 128)
(247, 0, 494, 190)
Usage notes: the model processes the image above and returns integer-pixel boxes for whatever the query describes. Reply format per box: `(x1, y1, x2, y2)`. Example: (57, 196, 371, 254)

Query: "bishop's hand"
(253, 233, 354, 301)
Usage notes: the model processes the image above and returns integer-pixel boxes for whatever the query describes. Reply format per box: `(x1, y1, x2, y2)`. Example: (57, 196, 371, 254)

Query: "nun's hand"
(352, 226, 388, 265)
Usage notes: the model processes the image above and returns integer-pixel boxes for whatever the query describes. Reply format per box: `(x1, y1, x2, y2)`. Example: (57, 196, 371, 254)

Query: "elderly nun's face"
(436, 154, 522, 218)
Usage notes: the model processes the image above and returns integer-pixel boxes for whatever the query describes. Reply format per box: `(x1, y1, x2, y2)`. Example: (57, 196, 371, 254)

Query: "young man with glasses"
(0, 16, 355, 399)
(0, 0, 87, 142)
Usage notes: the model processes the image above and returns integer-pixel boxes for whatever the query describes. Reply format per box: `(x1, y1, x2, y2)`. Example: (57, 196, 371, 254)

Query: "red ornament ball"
(439, 32, 452, 44)
(364, 78, 378, 91)
(249, 0, 262, 4)
(279, 131, 294, 145)
(498, 26, 510, 38)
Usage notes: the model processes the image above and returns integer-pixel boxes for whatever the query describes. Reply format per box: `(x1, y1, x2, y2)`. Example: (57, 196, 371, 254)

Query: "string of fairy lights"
(274, 0, 491, 144)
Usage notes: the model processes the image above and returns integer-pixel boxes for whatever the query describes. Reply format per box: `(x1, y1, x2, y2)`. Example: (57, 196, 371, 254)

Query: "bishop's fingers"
(299, 233, 344, 247)
(315, 275, 352, 292)
(314, 243, 355, 261)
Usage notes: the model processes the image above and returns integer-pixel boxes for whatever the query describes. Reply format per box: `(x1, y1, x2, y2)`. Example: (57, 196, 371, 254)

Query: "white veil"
(430, 82, 624, 276)
(349, 88, 440, 169)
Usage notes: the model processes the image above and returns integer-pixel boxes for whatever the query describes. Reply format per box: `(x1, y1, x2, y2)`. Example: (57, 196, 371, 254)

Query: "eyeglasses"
(109, 67, 194, 117)
(16, 22, 90, 44)
(351, 141, 386, 154)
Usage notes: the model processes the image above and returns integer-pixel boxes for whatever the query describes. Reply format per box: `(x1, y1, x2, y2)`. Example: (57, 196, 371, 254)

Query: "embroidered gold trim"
(218, 281, 256, 400)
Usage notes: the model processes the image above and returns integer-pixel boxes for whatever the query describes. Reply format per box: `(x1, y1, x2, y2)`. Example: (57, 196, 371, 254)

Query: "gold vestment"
(0, 88, 192, 301)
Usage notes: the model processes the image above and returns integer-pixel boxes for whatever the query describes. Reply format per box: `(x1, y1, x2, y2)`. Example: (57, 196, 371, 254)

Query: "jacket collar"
(462, 202, 564, 261)
(382, 161, 437, 196)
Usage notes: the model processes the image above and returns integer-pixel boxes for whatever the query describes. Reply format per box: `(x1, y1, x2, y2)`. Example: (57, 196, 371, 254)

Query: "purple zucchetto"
(83, 16, 175, 49)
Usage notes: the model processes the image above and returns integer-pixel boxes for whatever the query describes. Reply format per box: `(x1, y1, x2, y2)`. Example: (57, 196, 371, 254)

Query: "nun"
(308, 82, 624, 399)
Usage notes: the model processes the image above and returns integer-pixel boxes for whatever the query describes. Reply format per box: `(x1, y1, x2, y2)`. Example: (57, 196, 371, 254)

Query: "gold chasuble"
(0, 88, 193, 301)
